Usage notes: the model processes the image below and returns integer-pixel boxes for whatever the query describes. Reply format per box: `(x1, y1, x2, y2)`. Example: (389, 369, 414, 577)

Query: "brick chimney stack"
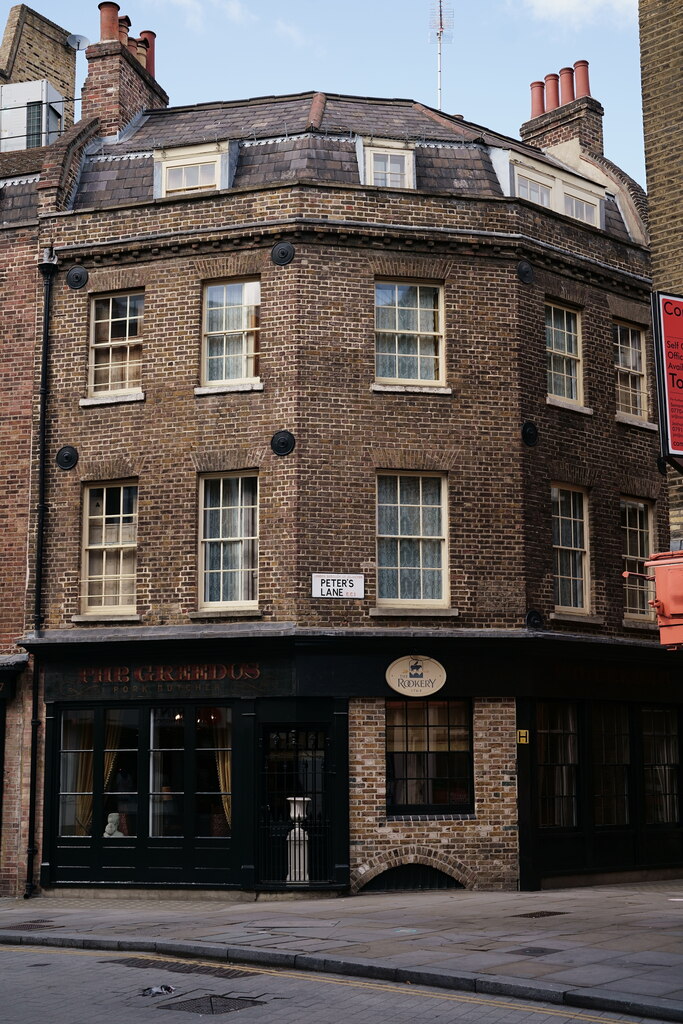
(520, 60, 604, 155)
(81, 1, 168, 137)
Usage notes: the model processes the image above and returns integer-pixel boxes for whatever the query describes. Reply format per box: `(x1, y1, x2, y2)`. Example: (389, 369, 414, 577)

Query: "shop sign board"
(311, 573, 364, 598)
(653, 291, 683, 459)
(385, 655, 446, 697)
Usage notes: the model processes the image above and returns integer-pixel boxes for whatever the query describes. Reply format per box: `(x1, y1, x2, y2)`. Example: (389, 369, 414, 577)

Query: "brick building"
(1, 1, 681, 897)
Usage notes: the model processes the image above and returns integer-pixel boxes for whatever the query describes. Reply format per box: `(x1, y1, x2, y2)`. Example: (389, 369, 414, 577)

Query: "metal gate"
(257, 725, 333, 886)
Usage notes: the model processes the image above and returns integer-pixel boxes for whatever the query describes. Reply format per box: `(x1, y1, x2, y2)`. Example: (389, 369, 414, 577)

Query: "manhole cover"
(3, 920, 62, 930)
(512, 911, 568, 918)
(109, 957, 254, 980)
(509, 947, 563, 957)
(165, 995, 263, 1015)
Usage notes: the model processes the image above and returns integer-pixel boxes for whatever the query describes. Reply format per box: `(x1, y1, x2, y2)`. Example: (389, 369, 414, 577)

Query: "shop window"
(202, 279, 260, 385)
(621, 498, 655, 618)
(58, 709, 94, 836)
(592, 703, 630, 826)
(642, 707, 680, 824)
(613, 323, 647, 419)
(374, 281, 444, 385)
(82, 481, 138, 615)
(546, 304, 582, 404)
(199, 474, 258, 609)
(537, 702, 578, 828)
(377, 473, 447, 605)
(551, 484, 589, 612)
(386, 699, 472, 813)
(56, 705, 232, 842)
(89, 292, 144, 397)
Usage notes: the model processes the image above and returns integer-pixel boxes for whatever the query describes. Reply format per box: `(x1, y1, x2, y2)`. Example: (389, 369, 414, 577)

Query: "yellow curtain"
(74, 720, 94, 836)
(103, 718, 121, 792)
(213, 719, 232, 828)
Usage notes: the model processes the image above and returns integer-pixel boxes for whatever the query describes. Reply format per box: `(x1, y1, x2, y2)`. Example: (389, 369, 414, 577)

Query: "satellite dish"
(66, 33, 90, 51)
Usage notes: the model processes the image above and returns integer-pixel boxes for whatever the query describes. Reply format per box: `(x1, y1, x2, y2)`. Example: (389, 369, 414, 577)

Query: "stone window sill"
(615, 412, 658, 432)
(622, 616, 658, 631)
(370, 606, 459, 617)
(546, 395, 593, 415)
(71, 614, 141, 623)
(80, 391, 145, 407)
(549, 611, 604, 625)
(188, 608, 262, 619)
(372, 383, 452, 395)
(194, 380, 263, 396)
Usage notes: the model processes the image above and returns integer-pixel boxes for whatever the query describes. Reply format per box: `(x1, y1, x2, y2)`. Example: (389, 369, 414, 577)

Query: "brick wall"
(348, 698, 519, 891)
(0, 5, 76, 126)
(81, 41, 168, 137)
(520, 97, 604, 154)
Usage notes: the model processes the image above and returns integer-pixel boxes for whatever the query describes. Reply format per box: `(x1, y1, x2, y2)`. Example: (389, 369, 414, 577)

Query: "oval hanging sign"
(385, 655, 446, 697)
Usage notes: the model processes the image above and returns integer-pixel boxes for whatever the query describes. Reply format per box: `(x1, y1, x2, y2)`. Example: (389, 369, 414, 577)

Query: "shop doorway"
(257, 724, 333, 886)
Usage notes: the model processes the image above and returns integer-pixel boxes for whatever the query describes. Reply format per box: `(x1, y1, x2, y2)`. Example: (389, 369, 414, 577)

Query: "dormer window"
(365, 143, 415, 189)
(517, 174, 550, 207)
(155, 142, 233, 199)
(564, 193, 596, 225)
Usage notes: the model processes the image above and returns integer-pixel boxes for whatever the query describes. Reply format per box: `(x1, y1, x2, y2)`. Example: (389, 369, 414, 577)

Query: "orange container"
(644, 550, 683, 646)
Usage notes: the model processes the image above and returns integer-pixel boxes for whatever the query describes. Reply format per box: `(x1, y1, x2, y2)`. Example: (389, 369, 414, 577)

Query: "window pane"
(201, 476, 258, 605)
(375, 281, 443, 382)
(386, 700, 471, 811)
(537, 703, 578, 828)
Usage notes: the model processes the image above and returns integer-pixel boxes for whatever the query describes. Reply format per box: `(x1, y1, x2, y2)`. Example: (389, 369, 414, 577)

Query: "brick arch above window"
(187, 253, 266, 280)
(618, 474, 662, 501)
(367, 256, 454, 280)
(85, 268, 152, 294)
(368, 447, 460, 471)
(549, 461, 598, 489)
(191, 446, 268, 474)
(78, 455, 143, 482)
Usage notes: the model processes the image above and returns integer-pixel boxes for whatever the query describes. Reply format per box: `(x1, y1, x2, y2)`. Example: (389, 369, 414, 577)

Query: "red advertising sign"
(655, 292, 683, 456)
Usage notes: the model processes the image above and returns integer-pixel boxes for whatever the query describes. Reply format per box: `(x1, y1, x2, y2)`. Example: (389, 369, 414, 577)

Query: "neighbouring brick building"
(1, 1, 681, 898)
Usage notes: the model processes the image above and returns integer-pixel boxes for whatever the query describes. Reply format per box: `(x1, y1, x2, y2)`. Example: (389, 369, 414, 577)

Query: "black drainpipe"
(24, 249, 58, 899)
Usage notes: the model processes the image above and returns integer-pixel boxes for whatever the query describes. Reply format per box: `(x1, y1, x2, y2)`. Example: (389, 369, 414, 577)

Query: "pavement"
(1, 880, 683, 1022)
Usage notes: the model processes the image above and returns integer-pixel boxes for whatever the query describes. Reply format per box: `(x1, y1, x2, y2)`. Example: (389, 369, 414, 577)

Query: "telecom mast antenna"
(429, 1, 453, 110)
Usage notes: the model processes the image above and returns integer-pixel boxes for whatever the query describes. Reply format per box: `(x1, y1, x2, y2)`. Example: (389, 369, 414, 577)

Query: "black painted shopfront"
(24, 628, 683, 892)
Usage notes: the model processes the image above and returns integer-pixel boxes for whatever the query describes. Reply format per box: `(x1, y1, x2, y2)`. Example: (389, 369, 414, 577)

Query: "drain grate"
(165, 995, 264, 1015)
(509, 947, 563, 957)
(109, 958, 255, 980)
(2, 920, 62, 930)
(512, 911, 568, 918)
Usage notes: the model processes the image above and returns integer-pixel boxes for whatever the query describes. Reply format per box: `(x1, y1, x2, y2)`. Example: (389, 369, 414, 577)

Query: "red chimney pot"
(544, 73, 560, 111)
(118, 15, 131, 45)
(559, 67, 575, 106)
(574, 60, 591, 98)
(530, 80, 545, 118)
(98, 2, 121, 42)
(140, 30, 156, 78)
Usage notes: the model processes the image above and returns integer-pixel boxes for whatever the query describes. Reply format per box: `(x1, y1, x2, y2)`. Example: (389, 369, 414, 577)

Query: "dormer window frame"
(363, 139, 416, 190)
(154, 141, 234, 199)
(512, 158, 605, 229)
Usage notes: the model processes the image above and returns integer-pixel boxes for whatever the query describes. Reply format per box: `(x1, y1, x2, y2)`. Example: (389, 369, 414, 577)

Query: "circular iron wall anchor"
(526, 609, 544, 630)
(66, 265, 89, 290)
(271, 430, 296, 456)
(271, 241, 295, 266)
(521, 421, 539, 447)
(55, 445, 79, 470)
(517, 260, 534, 284)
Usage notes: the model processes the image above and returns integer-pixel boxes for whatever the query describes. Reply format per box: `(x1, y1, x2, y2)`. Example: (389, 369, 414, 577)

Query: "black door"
(257, 724, 333, 886)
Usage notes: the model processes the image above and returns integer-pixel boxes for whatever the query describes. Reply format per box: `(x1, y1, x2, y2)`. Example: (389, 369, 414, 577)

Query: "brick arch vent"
(360, 863, 464, 892)
(352, 848, 475, 893)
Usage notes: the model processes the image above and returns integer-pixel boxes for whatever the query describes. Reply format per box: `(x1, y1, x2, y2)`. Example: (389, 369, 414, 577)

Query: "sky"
(2, 0, 645, 185)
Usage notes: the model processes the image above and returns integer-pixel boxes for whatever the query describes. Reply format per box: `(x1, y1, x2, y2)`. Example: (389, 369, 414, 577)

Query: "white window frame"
(201, 279, 260, 386)
(156, 142, 231, 199)
(376, 472, 448, 607)
(546, 303, 583, 405)
(88, 291, 144, 398)
(365, 142, 415, 189)
(551, 484, 589, 613)
(512, 158, 604, 226)
(81, 481, 138, 615)
(564, 192, 597, 225)
(621, 497, 655, 619)
(199, 473, 259, 610)
(517, 173, 551, 207)
(613, 321, 648, 421)
(374, 280, 444, 386)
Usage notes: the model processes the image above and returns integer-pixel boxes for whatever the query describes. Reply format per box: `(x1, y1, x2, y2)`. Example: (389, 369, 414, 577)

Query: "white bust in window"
(103, 812, 124, 838)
